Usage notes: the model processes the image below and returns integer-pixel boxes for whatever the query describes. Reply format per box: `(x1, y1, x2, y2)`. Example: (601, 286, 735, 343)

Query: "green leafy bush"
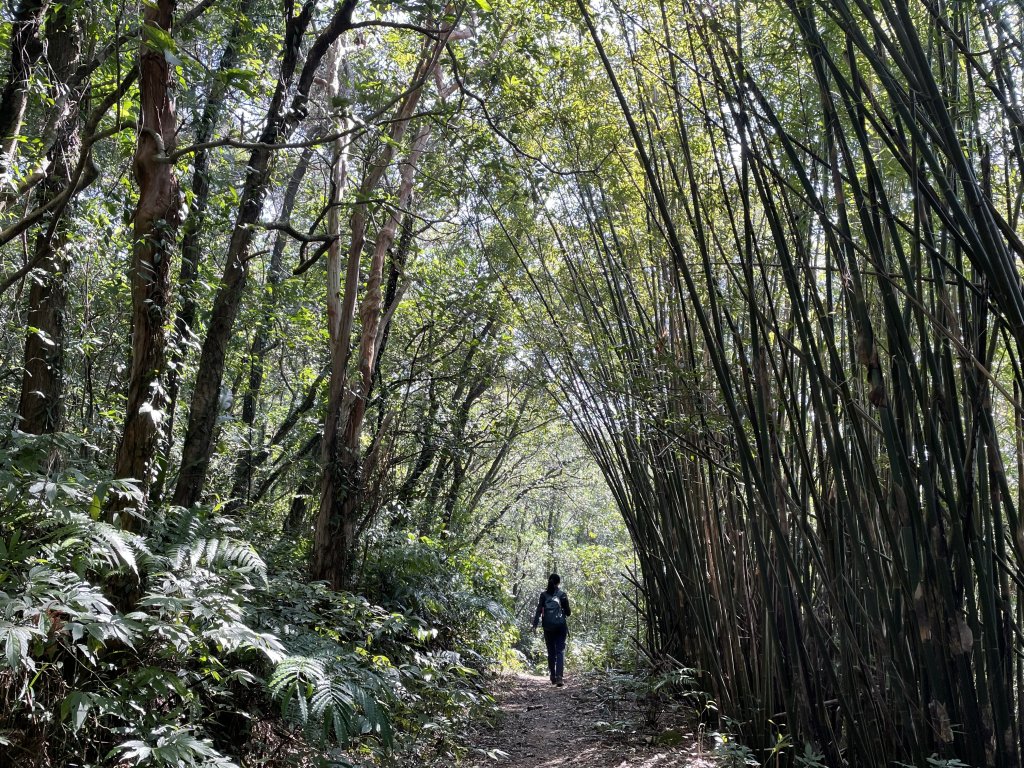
(355, 531, 516, 762)
(0, 434, 519, 766)
(0, 434, 388, 766)
(360, 532, 516, 668)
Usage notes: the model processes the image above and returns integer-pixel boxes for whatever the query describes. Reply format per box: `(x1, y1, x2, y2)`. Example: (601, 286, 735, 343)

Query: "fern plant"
(0, 434, 285, 766)
(269, 653, 392, 746)
(1, 431, 512, 767)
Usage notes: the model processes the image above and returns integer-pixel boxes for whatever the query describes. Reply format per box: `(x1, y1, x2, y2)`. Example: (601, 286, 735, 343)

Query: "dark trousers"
(543, 624, 567, 681)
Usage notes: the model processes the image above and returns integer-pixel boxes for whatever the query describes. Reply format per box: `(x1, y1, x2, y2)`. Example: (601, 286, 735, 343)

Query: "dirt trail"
(463, 673, 714, 768)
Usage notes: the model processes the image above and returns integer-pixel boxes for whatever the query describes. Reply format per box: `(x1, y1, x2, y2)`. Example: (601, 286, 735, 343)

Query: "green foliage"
(110, 728, 238, 768)
(0, 0, 651, 763)
(591, 662, 701, 731)
(474, 428, 641, 673)
(711, 733, 760, 767)
(0, 436, 261, 765)
(361, 532, 514, 663)
(793, 743, 828, 768)
(1, 433, 496, 766)
(895, 759, 975, 768)
(268, 654, 390, 747)
(354, 532, 512, 762)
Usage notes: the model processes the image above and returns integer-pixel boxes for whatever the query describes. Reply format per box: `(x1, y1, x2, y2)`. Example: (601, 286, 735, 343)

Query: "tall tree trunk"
(160, 0, 255, 460)
(310, 41, 355, 584)
(311, 11, 466, 587)
(172, 0, 357, 509)
(226, 146, 314, 514)
(16, 6, 84, 435)
(0, 0, 49, 169)
(312, 119, 432, 588)
(109, 0, 181, 528)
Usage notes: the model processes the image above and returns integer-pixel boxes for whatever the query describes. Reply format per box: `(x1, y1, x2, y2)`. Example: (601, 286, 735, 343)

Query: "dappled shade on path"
(464, 673, 712, 768)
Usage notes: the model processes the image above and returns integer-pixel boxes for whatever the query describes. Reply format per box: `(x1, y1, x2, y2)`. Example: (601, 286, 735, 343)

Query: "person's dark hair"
(546, 573, 561, 594)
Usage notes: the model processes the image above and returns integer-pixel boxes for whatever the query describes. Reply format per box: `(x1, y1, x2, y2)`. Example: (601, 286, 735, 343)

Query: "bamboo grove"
(485, 0, 1024, 764)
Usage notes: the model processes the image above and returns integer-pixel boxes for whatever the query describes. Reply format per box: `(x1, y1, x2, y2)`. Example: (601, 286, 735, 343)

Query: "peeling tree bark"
(310, 15, 469, 587)
(109, 0, 182, 528)
(312, 120, 433, 588)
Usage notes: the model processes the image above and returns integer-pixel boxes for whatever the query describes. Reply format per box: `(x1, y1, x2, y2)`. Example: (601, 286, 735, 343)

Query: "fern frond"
(35, 510, 147, 575)
(81, 517, 145, 573)
(185, 537, 265, 578)
(203, 622, 286, 664)
(269, 654, 390, 746)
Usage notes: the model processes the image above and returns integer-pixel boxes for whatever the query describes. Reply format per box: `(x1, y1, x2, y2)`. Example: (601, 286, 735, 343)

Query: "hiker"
(532, 573, 571, 686)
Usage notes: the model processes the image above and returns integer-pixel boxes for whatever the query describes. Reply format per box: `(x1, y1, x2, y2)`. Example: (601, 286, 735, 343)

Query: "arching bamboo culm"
(511, 0, 1024, 764)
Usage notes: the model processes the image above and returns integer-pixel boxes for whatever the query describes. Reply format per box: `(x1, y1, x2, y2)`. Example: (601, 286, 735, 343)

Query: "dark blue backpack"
(542, 590, 566, 628)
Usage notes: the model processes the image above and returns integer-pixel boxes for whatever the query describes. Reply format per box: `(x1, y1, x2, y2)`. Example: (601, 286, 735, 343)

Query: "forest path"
(462, 672, 713, 768)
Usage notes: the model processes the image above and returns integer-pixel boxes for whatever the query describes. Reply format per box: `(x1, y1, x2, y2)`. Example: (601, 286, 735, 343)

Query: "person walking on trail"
(532, 573, 571, 686)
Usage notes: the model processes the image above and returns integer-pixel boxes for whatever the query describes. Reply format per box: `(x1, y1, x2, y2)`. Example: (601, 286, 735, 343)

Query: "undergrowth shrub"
(361, 532, 515, 662)
(0, 434, 514, 766)
(356, 531, 517, 761)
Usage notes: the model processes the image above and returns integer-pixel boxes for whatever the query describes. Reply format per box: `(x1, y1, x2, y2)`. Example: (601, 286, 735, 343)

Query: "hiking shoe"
(555, 679, 564, 687)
